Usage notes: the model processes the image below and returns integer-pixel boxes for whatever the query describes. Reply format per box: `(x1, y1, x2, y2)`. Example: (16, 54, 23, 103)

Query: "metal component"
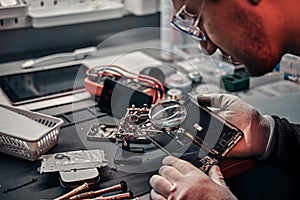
(188, 70, 202, 83)
(39, 149, 107, 173)
(113, 104, 163, 153)
(167, 88, 182, 100)
(87, 123, 118, 142)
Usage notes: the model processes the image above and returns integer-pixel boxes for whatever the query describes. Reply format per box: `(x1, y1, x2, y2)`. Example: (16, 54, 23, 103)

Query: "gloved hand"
(149, 156, 237, 200)
(197, 93, 275, 159)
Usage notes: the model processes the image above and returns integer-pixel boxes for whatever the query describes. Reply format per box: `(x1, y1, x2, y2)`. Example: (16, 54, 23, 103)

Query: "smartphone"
(149, 95, 244, 172)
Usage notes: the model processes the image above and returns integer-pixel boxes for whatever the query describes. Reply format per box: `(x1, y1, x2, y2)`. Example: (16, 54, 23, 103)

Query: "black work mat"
(0, 117, 157, 200)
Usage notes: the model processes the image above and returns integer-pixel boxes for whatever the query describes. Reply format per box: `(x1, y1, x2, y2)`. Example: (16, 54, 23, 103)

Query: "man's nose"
(199, 38, 218, 55)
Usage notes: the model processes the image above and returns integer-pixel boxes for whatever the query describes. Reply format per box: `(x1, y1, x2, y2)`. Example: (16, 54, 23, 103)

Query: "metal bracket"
(38, 149, 107, 173)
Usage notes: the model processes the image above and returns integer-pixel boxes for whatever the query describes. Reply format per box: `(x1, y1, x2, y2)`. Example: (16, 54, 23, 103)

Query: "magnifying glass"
(149, 100, 187, 129)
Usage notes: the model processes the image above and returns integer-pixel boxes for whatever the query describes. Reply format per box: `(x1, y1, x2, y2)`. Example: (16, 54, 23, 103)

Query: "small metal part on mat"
(39, 149, 107, 173)
(188, 70, 202, 83)
(87, 123, 118, 142)
(167, 88, 182, 100)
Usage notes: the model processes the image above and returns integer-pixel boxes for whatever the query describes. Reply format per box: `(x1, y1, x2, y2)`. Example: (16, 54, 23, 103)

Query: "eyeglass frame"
(171, 4, 206, 42)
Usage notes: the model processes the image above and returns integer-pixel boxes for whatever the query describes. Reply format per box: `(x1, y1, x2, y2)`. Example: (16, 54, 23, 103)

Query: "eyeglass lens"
(171, 4, 206, 41)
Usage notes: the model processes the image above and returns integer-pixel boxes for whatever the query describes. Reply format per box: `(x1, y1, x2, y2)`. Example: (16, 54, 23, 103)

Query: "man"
(150, 0, 300, 199)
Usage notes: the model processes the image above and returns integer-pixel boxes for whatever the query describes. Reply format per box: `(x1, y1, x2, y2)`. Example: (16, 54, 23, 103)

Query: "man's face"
(172, 0, 284, 76)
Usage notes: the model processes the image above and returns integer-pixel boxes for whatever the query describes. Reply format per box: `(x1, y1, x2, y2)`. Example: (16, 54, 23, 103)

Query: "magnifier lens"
(149, 100, 187, 129)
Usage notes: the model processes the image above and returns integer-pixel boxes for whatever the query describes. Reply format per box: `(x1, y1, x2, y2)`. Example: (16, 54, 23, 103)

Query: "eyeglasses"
(171, 4, 206, 41)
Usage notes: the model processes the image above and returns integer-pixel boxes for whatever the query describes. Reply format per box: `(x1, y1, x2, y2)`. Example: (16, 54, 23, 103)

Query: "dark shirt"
(269, 116, 300, 199)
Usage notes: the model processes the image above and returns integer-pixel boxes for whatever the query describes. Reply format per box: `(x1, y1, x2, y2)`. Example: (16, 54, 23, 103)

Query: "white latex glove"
(149, 156, 237, 200)
(197, 93, 275, 159)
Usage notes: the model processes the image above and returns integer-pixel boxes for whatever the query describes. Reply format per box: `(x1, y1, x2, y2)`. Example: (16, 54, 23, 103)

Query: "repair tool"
(69, 181, 127, 200)
(88, 191, 133, 200)
(54, 182, 89, 200)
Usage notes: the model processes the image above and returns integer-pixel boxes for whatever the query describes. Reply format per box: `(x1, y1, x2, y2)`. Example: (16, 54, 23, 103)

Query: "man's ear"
(249, 0, 261, 5)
